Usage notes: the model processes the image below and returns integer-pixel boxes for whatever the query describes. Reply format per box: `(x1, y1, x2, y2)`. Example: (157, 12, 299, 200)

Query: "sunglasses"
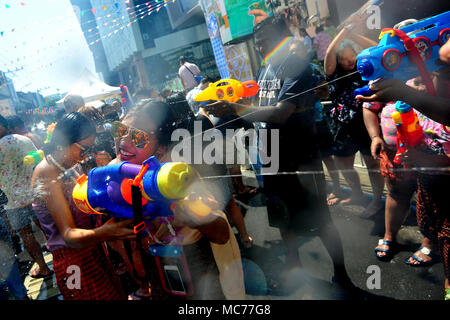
(74, 142, 95, 157)
(110, 121, 154, 149)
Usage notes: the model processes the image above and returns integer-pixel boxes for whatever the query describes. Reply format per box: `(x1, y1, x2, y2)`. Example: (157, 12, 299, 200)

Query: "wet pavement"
(6, 157, 446, 300)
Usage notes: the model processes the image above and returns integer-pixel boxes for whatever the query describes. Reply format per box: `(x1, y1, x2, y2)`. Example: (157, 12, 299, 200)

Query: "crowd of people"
(0, 10, 449, 301)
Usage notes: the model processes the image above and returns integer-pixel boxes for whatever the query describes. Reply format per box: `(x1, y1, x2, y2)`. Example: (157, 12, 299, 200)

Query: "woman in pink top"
(31, 112, 136, 300)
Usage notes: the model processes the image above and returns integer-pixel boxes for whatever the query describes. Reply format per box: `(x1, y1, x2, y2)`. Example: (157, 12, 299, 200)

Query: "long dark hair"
(127, 100, 178, 146)
(44, 112, 96, 154)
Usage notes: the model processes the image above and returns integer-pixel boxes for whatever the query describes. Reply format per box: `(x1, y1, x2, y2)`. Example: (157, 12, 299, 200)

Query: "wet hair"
(44, 112, 96, 154)
(179, 56, 186, 64)
(5, 115, 25, 132)
(63, 95, 85, 113)
(336, 41, 356, 61)
(126, 100, 178, 146)
(253, 16, 292, 41)
(78, 105, 105, 127)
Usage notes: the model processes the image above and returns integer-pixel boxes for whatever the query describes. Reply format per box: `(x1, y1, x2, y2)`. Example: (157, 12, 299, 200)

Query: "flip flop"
(128, 290, 152, 300)
(445, 288, 450, 301)
(374, 239, 395, 261)
(327, 193, 342, 206)
(404, 246, 439, 267)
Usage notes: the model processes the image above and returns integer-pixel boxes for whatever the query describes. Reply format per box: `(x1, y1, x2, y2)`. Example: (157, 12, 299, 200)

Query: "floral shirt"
(362, 101, 398, 149)
(0, 134, 37, 210)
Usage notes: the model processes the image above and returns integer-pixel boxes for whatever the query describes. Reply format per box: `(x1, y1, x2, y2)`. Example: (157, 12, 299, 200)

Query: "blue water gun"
(354, 10, 450, 97)
(71, 156, 210, 221)
(73, 156, 213, 257)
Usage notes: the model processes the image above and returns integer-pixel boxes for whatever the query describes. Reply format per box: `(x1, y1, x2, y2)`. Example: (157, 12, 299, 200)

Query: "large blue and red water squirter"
(72, 156, 198, 220)
(354, 10, 450, 97)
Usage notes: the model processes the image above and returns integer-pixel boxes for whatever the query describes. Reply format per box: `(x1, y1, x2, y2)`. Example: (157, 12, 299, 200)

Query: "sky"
(0, 0, 96, 97)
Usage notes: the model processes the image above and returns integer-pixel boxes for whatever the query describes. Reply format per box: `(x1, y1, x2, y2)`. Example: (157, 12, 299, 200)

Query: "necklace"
(47, 154, 82, 182)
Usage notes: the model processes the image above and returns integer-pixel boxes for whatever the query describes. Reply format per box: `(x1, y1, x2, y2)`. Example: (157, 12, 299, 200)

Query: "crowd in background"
(0, 9, 449, 301)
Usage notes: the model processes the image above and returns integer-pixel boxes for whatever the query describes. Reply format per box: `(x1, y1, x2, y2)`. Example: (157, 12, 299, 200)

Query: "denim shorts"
(3, 205, 37, 232)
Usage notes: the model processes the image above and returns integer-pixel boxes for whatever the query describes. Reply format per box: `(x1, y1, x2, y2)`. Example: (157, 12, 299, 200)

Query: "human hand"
(439, 40, 450, 64)
(203, 101, 237, 117)
(249, 9, 269, 26)
(371, 136, 385, 160)
(356, 78, 409, 103)
(99, 218, 136, 241)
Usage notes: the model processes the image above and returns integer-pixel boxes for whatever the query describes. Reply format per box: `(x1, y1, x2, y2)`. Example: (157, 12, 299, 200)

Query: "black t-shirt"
(254, 54, 317, 165)
(256, 53, 315, 115)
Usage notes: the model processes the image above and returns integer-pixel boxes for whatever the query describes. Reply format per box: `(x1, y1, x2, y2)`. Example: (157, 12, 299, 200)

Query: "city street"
(15, 157, 445, 301)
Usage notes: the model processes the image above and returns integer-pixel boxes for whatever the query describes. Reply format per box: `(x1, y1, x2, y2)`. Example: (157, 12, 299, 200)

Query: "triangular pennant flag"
(0, 32, 3, 37)
(114, 3, 119, 9)
(103, 5, 107, 10)
(92, 8, 96, 15)
(81, 10, 85, 16)
(21, 2, 25, 5)
(5, 4, 10, 8)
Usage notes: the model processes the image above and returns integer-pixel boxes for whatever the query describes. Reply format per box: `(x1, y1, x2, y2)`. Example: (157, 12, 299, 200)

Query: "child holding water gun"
(359, 64, 450, 300)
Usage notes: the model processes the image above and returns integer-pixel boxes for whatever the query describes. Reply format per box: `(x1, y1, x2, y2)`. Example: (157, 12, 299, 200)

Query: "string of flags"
(0, 0, 172, 38)
(0, 0, 175, 73)
(23, 105, 56, 115)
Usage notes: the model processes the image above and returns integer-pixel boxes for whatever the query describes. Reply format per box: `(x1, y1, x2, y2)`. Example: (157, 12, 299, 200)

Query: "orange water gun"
(194, 79, 259, 103)
(392, 101, 425, 165)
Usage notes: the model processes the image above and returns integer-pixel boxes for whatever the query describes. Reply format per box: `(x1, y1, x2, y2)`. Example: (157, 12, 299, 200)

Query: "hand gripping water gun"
(24, 150, 44, 166)
(354, 10, 450, 97)
(392, 101, 425, 165)
(194, 79, 259, 103)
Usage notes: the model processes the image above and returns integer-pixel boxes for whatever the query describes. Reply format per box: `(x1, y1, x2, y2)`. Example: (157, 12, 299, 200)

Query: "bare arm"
(32, 162, 135, 248)
(348, 32, 378, 49)
(363, 107, 385, 159)
(324, 27, 351, 76)
(204, 100, 296, 125)
(356, 79, 450, 126)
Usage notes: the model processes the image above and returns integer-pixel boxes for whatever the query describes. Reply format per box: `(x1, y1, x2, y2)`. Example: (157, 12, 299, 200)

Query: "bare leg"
(18, 225, 52, 275)
(375, 193, 410, 258)
(226, 196, 253, 248)
(334, 155, 366, 205)
(322, 156, 342, 205)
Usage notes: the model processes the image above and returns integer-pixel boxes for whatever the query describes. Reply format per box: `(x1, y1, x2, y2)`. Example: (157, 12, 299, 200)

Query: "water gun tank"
(356, 11, 450, 82)
(72, 156, 196, 219)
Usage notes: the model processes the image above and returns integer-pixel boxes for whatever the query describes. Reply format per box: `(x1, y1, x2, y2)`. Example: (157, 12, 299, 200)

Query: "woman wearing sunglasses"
(31, 112, 136, 300)
(108, 100, 244, 300)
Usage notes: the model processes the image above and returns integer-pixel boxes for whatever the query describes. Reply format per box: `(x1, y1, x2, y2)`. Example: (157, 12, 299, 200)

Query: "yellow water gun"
(194, 79, 259, 103)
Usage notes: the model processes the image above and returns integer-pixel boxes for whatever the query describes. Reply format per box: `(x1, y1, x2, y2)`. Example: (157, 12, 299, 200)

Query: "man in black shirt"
(205, 16, 355, 292)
